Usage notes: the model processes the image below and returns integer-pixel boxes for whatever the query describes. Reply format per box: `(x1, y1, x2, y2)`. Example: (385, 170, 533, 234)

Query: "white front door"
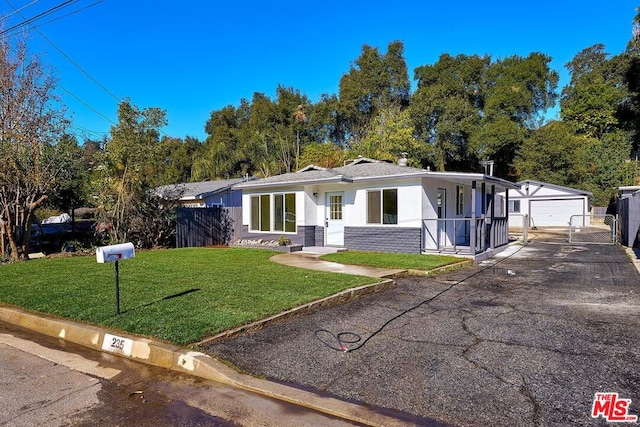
(326, 192, 344, 246)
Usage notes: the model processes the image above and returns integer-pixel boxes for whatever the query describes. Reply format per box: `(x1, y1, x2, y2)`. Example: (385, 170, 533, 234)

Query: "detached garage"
(505, 180, 592, 228)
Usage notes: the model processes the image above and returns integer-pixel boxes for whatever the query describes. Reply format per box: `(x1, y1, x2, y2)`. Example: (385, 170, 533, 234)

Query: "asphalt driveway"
(204, 240, 640, 426)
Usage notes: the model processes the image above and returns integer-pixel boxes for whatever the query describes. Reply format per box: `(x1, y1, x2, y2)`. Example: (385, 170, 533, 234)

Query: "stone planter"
(232, 239, 303, 253)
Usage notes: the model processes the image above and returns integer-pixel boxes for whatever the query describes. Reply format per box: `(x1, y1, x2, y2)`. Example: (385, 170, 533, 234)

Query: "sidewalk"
(271, 249, 406, 278)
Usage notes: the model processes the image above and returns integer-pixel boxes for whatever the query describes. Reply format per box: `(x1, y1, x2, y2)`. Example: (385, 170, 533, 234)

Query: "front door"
(437, 188, 447, 246)
(326, 192, 344, 246)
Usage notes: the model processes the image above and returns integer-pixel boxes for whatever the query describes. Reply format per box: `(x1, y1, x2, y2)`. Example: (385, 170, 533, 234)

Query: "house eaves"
(517, 179, 593, 197)
(234, 175, 351, 189)
(419, 171, 520, 191)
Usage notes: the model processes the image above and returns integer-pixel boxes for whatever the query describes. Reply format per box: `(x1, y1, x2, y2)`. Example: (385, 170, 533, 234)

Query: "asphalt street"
(204, 240, 640, 426)
(0, 321, 364, 427)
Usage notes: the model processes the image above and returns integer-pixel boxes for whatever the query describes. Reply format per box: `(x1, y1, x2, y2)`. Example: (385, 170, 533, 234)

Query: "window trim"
(366, 188, 398, 225)
(249, 192, 297, 233)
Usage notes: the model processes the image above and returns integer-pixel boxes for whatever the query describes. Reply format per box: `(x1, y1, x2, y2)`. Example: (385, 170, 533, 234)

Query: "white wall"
(504, 182, 590, 227)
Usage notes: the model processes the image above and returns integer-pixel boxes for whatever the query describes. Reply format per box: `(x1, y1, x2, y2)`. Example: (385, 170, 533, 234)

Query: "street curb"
(0, 301, 410, 427)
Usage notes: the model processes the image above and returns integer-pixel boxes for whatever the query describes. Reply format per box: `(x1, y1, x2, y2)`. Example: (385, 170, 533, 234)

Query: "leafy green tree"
(339, 41, 410, 143)
(621, 8, 640, 155)
(561, 44, 626, 139)
(299, 142, 347, 169)
(474, 53, 558, 177)
(41, 134, 88, 214)
(0, 37, 69, 260)
(352, 104, 430, 166)
(412, 53, 488, 171)
(306, 94, 347, 147)
(195, 105, 241, 180)
(93, 100, 167, 243)
(581, 131, 633, 205)
(514, 121, 586, 187)
(156, 136, 201, 184)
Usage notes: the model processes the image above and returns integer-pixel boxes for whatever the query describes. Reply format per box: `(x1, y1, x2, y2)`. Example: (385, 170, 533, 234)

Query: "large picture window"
(367, 189, 398, 224)
(250, 193, 296, 232)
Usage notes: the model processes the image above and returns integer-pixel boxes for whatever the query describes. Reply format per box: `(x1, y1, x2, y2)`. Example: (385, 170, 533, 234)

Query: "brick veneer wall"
(344, 226, 422, 254)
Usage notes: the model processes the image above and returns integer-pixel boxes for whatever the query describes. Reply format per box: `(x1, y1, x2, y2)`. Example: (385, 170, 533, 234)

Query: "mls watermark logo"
(592, 393, 638, 423)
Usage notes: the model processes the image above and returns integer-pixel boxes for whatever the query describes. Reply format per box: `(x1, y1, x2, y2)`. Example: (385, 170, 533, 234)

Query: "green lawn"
(320, 251, 465, 271)
(0, 248, 378, 346)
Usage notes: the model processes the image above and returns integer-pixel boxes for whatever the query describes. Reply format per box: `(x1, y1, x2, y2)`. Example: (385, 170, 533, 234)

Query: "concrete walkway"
(271, 249, 406, 278)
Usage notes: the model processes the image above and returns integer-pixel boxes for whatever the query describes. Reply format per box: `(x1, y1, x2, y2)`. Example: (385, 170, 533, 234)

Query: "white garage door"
(530, 199, 585, 227)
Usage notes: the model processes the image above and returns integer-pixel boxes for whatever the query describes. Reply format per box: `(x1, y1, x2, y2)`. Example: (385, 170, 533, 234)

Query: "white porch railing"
(423, 217, 509, 255)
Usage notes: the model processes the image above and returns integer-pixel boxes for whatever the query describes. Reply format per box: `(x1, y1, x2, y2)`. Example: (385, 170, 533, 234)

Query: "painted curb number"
(102, 333, 133, 356)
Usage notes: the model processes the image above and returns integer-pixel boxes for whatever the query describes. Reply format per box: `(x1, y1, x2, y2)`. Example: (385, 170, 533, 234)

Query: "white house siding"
(422, 179, 473, 250)
(505, 181, 591, 228)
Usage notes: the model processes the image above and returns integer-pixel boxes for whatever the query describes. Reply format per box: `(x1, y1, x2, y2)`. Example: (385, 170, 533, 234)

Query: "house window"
(250, 196, 260, 230)
(367, 189, 398, 224)
(456, 186, 464, 215)
(329, 194, 342, 220)
(508, 200, 521, 213)
(274, 193, 296, 232)
(251, 193, 296, 232)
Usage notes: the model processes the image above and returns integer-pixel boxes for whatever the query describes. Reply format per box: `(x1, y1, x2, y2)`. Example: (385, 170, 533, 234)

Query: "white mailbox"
(96, 242, 135, 263)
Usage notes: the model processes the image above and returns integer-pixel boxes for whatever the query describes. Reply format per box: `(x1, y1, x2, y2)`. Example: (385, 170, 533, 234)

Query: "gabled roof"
(158, 178, 245, 201)
(235, 157, 519, 190)
(333, 157, 427, 180)
(516, 180, 593, 197)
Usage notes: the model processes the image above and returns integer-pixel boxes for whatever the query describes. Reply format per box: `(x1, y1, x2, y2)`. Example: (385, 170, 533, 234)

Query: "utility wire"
(3, 0, 118, 130)
(7, 0, 103, 37)
(0, 0, 39, 22)
(27, 7, 120, 103)
(0, 0, 75, 35)
(4, 0, 171, 138)
(58, 82, 117, 125)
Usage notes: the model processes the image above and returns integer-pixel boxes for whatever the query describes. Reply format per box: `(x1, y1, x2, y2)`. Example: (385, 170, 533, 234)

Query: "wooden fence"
(176, 207, 236, 248)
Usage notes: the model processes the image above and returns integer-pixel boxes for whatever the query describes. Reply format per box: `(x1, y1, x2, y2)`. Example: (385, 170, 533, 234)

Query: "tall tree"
(195, 105, 241, 180)
(352, 104, 430, 166)
(412, 53, 489, 171)
(339, 41, 410, 143)
(93, 100, 167, 243)
(0, 37, 69, 260)
(156, 136, 201, 184)
(621, 8, 640, 155)
(474, 53, 558, 177)
(561, 44, 626, 139)
(515, 121, 586, 187)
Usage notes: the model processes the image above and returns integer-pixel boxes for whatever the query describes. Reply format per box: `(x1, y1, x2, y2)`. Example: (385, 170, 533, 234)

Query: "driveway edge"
(194, 278, 395, 346)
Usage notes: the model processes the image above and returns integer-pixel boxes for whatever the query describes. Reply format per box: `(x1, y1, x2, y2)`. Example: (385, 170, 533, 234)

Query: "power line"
(0, 0, 75, 35)
(0, 0, 39, 22)
(3, 0, 118, 129)
(27, 6, 120, 103)
(3, 0, 172, 138)
(57, 82, 117, 126)
(24, 0, 102, 31)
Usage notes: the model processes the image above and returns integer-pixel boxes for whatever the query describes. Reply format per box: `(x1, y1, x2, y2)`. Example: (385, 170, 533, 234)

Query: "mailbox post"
(96, 242, 135, 314)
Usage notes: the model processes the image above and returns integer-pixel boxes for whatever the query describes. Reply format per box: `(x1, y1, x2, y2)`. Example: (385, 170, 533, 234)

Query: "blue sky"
(1, 1, 638, 141)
